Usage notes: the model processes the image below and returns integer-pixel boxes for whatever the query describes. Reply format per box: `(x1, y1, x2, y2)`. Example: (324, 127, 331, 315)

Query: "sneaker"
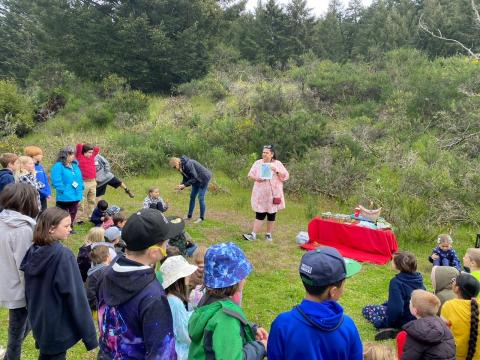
(243, 233, 256, 241)
(76, 220, 85, 225)
(125, 188, 135, 198)
(183, 216, 192, 221)
(265, 234, 273, 242)
(0, 346, 6, 358)
(374, 328, 399, 341)
(193, 218, 203, 224)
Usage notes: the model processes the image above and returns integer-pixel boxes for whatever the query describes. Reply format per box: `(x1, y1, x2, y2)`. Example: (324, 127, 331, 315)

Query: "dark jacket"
(401, 316, 456, 360)
(77, 244, 92, 283)
(0, 168, 15, 193)
(382, 272, 425, 329)
(20, 241, 98, 354)
(90, 207, 106, 226)
(97, 255, 176, 359)
(85, 263, 108, 310)
(180, 156, 212, 188)
(268, 299, 362, 360)
(428, 247, 462, 270)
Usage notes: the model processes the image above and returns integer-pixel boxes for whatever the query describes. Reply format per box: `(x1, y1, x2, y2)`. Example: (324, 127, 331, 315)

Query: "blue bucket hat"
(204, 242, 253, 289)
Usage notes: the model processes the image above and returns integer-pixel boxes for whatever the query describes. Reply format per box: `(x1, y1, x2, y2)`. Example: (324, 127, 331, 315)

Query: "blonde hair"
(17, 155, 35, 176)
(411, 289, 440, 317)
(148, 186, 159, 195)
(437, 234, 453, 245)
(363, 343, 397, 360)
(85, 227, 105, 245)
(192, 245, 207, 266)
(169, 157, 180, 168)
(466, 248, 480, 268)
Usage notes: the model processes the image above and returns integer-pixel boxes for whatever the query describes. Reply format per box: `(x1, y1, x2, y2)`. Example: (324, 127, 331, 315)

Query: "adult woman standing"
(50, 146, 84, 233)
(243, 145, 289, 242)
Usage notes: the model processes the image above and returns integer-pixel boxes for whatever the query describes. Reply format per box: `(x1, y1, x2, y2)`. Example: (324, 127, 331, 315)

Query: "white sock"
(266, 233, 271, 236)
(251, 232, 256, 239)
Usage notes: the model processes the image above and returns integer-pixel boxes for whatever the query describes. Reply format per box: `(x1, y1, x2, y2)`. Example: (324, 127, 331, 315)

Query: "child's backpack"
(168, 230, 196, 257)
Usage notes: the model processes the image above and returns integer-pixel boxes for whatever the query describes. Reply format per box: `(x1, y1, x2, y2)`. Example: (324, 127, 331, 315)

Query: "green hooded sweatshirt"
(188, 298, 266, 360)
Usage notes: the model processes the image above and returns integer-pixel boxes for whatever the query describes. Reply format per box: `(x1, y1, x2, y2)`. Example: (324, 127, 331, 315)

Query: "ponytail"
(467, 297, 479, 360)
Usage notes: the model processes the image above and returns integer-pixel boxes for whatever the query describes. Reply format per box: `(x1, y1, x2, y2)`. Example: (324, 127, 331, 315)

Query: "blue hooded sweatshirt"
(20, 241, 98, 354)
(267, 299, 363, 360)
(34, 162, 51, 199)
(381, 271, 425, 329)
(0, 168, 15, 193)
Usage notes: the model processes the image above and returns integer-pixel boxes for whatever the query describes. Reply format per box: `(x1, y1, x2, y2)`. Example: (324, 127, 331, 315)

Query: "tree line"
(1, 0, 479, 92)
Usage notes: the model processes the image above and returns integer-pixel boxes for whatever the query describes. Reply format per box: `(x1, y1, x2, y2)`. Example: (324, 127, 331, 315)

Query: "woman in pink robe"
(243, 145, 289, 242)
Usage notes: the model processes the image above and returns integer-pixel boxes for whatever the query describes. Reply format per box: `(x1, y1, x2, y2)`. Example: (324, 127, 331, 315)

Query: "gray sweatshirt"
(0, 209, 36, 308)
(95, 154, 115, 187)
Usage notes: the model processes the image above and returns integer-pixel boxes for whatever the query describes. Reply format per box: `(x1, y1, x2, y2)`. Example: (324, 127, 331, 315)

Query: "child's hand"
(255, 327, 268, 341)
(431, 253, 439, 260)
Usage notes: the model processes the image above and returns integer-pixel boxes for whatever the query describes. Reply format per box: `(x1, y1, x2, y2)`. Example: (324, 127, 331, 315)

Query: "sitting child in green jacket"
(188, 242, 268, 360)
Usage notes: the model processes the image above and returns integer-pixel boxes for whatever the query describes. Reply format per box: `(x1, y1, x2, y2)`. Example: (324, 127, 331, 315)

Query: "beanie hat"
(204, 242, 253, 289)
(122, 208, 185, 251)
(24, 146, 43, 157)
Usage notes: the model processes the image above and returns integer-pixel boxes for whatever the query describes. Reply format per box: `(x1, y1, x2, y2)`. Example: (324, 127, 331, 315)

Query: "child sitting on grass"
(441, 273, 480, 360)
(431, 266, 460, 313)
(463, 248, 480, 281)
(428, 234, 461, 270)
(91, 200, 109, 226)
(188, 242, 268, 359)
(396, 289, 455, 359)
(86, 244, 111, 311)
(161, 255, 198, 360)
(363, 251, 425, 340)
(101, 205, 121, 229)
(104, 226, 124, 255)
(77, 227, 106, 282)
(188, 245, 207, 310)
(268, 247, 363, 360)
(143, 186, 168, 212)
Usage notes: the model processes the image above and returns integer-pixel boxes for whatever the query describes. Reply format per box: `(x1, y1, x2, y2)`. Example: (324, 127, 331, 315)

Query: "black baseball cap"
(299, 246, 361, 287)
(122, 208, 185, 251)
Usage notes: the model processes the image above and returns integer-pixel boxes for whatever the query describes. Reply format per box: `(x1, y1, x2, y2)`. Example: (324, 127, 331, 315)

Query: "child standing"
(91, 200, 109, 226)
(77, 227, 106, 282)
(161, 255, 198, 360)
(143, 186, 168, 212)
(429, 234, 461, 270)
(363, 251, 425, 340)
(24, 146, 51, 211)
(268, 247, 363, 360)
(0, 184, 39, 360)
(188, 242, 267, 359)
(86, 244, 111, 311)
(464, 248, 480, 281)
(76, 143, 100, 222)
(441, 273, 480, 360)
(0, 153, 18, 193)
(396, 289, 455, 359)
(20, 207, 98, 358)
(188, 246, 207, 311)
(97, 208, 183, 359)
(17, 155, 45, 211)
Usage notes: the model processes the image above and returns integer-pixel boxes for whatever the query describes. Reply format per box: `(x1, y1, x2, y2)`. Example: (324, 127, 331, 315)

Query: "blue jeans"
(188, 184, 208, 219)
(433, 257, 450, 266)
(5, 307, 30, 360)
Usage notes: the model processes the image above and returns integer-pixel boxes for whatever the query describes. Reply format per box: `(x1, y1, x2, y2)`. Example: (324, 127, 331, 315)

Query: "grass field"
(0, 172, 476, 358)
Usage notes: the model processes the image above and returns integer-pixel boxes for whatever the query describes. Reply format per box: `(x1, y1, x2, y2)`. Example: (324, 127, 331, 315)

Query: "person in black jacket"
(20, 207, 98, 359)
(170, 156, 212, 224)
(0, 153, 19, 194)
(396, 289, 455, 360)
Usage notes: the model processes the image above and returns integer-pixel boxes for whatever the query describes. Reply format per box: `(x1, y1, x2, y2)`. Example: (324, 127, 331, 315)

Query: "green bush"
(87, 103, 114, 126)
(109, 90, 149, 115)
(177, 74, 229, 101)
(0, 80, 34, 137)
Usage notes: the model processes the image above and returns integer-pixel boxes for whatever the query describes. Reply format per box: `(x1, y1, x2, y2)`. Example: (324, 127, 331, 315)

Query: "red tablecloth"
(303, 217, 398, 265)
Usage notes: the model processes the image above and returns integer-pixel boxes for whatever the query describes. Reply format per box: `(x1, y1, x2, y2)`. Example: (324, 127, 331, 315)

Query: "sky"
(245, 0, 373, 17)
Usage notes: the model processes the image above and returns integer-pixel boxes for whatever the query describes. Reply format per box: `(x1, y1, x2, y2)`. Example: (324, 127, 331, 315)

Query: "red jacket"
(76, 144, 100, 180)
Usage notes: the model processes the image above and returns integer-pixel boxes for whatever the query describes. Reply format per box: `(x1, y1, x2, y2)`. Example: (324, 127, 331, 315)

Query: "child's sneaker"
(265, 233, 273, 242)
(374, 328, 399, 341)
(243, 233, 256, 241)
(125, 188, 135, 198)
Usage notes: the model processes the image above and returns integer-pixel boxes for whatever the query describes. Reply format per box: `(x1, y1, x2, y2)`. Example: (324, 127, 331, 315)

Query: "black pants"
(56, 201, 79, 226)
(38, 351, 67, 360)
(5, 307, 30, 360)
(255, 212, 276, 221)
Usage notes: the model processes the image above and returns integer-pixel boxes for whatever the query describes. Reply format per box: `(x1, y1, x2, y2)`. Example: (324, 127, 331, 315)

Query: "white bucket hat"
(160, 255, 198, 289)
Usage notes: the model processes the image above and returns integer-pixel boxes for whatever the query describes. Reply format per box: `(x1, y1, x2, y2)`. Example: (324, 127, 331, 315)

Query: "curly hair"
(467, 297, 479, 360)
(55, 146, 75, 165)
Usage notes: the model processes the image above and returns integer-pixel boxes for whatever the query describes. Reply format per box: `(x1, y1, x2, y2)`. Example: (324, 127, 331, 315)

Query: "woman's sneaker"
(243, 233, 256, 241)
(265, 233, 273, 242)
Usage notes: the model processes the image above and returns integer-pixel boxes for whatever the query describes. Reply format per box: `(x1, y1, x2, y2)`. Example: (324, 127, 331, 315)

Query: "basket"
(358, 205, 382, 222)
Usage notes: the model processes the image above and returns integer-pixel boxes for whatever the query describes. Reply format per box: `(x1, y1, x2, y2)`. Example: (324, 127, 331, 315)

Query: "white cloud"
(245, 0, 373, 17)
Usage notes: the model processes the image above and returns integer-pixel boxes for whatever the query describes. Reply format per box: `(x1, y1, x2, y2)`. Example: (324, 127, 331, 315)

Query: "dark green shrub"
(87, 103, 114, 126)
(109, 90, 149, 115)
(0, 80, 34, 137)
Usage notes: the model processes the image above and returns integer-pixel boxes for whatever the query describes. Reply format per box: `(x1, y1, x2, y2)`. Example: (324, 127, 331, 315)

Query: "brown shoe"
(125, 188, 135, 198)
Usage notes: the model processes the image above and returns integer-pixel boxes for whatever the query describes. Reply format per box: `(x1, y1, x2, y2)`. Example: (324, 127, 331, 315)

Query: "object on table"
(357, 204, 382, 222)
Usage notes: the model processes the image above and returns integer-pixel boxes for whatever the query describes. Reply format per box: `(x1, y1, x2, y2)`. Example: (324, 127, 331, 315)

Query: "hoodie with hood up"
(381, 271, 425, 329)
(431, 266, 459, 313)
(267, 299, 362, 360)
(188, 295, 266, 360)
(97, 255, 177, 360)
(20, 240, 98, 354)
(180, 156, 212, 188)
(400, 316, 456, 360)
(0, 209, 35, 309)
(0, 168, 15, 193)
